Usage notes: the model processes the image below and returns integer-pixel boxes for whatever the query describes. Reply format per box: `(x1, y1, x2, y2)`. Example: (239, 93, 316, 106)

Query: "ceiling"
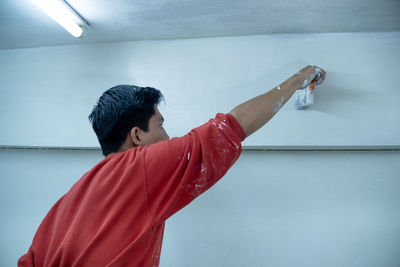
(1, 0, 399, 50)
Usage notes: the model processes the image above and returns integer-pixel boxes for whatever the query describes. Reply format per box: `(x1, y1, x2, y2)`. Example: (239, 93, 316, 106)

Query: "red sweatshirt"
(18, 113, 245, 267)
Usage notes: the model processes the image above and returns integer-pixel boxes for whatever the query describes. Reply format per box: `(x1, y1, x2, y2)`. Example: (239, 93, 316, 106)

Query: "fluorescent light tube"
(32, 0, 85, 37)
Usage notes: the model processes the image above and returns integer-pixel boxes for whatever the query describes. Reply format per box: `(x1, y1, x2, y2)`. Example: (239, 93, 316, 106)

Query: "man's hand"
(297, 65, 326, 89)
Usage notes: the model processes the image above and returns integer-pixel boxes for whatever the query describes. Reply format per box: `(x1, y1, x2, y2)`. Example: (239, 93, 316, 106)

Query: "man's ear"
(129, 127, 142, 147)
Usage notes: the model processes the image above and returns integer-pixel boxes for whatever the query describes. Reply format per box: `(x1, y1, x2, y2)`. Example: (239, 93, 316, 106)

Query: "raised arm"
(229, 65, 326, 137)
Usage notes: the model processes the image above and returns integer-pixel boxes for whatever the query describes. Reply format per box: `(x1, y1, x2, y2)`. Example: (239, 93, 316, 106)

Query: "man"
(18, 65, 326, 266)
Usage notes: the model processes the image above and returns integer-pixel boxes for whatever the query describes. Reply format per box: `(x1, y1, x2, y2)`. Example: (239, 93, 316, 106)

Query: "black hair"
(88, 85, 163, 156)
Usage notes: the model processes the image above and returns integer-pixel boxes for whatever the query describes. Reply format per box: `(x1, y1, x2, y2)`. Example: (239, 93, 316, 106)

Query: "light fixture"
(31, 0, 88, 37)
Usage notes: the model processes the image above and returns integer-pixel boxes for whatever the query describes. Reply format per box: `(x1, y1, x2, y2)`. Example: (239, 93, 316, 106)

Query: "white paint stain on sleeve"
(187, 152, 191, 160)
(277, 85, 281, 90)
(200, 163, 207, 173)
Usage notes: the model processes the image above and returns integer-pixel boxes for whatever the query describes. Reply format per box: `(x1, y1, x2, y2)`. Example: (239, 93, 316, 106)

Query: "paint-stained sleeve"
(143, 113, 246, 225)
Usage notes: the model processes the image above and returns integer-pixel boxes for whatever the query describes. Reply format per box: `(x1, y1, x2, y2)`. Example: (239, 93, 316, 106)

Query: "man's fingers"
(314, 68, 326, 85)
(310, 67, 325, 86)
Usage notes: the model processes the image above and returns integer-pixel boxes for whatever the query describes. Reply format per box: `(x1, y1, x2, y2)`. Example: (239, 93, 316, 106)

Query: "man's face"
(139, 107, 169, 146)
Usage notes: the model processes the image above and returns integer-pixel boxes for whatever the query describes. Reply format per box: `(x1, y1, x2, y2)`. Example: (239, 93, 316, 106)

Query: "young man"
(18, 65, 326, 266)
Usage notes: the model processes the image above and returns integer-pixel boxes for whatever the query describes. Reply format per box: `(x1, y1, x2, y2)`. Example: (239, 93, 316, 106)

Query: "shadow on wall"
(312, 71, 378, 117)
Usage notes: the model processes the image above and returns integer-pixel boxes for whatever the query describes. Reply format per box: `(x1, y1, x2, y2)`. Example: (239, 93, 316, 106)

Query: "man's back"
(18, 113, 245, 266)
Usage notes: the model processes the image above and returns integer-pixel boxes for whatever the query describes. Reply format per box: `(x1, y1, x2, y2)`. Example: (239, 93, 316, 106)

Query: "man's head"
(88, 85, 169, 157)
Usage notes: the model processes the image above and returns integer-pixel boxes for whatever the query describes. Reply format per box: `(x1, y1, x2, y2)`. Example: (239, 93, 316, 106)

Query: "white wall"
(1, 32, 400, 267)
(1, 149, 399, 267)
(0, 32, 399, 148)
